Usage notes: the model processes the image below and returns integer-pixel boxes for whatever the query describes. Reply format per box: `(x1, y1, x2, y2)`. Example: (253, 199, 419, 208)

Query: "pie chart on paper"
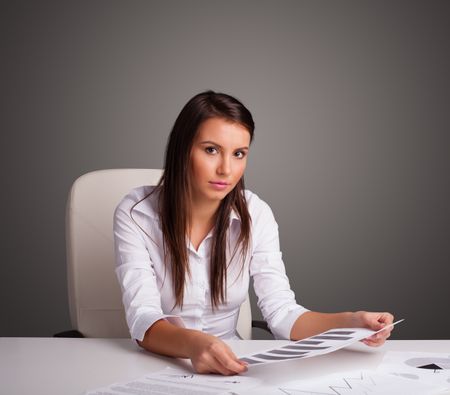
(405, 357, 450, 371)
(378, 352, 450, 387)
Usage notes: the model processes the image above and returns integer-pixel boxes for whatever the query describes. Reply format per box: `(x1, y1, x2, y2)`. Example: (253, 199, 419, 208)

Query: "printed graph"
(240, 320, 404, 366)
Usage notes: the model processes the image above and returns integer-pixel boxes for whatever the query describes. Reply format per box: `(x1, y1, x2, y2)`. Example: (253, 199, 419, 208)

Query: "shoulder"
(244, 189, 276, 223)
(115, 185, 160, 220)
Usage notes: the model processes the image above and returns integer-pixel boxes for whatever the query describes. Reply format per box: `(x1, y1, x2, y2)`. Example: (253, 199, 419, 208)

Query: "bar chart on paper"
(240, 320, 404, 366)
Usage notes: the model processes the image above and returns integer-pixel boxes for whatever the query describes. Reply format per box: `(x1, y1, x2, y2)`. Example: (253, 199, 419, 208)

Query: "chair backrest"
(66, 169, 252, 339)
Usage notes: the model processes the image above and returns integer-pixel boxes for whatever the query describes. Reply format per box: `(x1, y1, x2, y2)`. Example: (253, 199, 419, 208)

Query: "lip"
(209, 181, 230, 190)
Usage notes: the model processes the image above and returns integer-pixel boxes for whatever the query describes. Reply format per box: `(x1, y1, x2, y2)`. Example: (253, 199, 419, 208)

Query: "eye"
(234, 150, 247, 159)
(205, 146, 218, 155)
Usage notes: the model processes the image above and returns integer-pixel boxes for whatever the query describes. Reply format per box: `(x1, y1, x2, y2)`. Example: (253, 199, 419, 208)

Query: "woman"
(114, 90, 394, 376)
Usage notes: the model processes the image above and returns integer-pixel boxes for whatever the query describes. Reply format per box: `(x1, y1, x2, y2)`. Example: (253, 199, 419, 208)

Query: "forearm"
(137, 319, 247, 375)
(290, 311, 356, 340)
(137, 319, 199, 358)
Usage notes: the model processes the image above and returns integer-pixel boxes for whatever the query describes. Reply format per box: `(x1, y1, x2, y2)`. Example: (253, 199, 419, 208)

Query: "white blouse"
(113, 186, 308, 341)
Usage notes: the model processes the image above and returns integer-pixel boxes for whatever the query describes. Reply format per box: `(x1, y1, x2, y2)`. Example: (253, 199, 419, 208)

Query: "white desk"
(1, 338, 449, 395)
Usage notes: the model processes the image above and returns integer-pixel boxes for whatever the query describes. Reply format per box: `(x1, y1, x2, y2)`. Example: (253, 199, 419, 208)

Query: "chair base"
(53, 329, 84, 338)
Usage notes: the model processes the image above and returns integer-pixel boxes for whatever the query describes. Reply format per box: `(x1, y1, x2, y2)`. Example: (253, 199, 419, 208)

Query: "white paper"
(377, 351, 450, 392)
(85, 367, 262, 395)
(239, 319, 404, 366)
(272, 369, 440, 395)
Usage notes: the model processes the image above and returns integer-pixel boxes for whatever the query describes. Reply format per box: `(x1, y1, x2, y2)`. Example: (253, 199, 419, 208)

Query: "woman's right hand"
(186, 331, 248, 375)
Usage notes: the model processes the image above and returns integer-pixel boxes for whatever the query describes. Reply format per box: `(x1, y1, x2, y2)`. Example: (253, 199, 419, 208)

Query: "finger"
(211, 355, 239, 376)
(215, 347, 248, 374)
(238, 359, 249, 368)
(363, 336, 386, 347)
(362, 339, 382, 347)
(374, 327, 393, 342)
(358, 312, 380, 330)
(372, 316, 388, 330)
(197, 353, 235, 376)
(378, 312, 394, 326)
(368, 328, 392, 341)
(223, 353, 248, 374)
(193, 358, 218, 375)
(372, 325, 393, 337)
(365, 313, 392, 331)
(379, 327, 393, 337)
(370, 338, 386, 346)
(363, 330, 391, 346)
(226, 347, 249, 368)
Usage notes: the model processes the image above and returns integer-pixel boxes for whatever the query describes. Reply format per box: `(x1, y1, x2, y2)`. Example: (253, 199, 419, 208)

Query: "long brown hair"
(157, 90, 254, 308)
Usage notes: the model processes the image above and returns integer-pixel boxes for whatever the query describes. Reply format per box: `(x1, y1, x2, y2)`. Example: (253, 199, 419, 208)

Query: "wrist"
(184, 329, 204, 358)
(341, 311, 358, 327)
(348, 311, 366, 328)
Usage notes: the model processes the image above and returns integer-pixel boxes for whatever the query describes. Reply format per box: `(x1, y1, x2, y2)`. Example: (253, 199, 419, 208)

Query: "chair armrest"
(251, 320, 271, 334)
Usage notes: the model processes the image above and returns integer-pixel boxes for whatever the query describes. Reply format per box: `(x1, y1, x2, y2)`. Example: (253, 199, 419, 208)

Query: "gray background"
(1, 1, 449, 339)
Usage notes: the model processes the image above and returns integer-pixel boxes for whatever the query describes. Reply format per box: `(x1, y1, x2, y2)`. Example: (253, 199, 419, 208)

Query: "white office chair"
(60, 169, 253, 339)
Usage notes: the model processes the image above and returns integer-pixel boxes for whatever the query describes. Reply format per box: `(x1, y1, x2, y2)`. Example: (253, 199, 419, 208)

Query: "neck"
(190, 198, 220, 227)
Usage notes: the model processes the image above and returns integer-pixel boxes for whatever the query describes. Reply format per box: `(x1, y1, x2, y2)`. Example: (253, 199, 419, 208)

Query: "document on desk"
(239, 319, 404, 366)
(238, 369, 441, 395)
(85, 366, 262, 395)
(377, 351, 450, 392)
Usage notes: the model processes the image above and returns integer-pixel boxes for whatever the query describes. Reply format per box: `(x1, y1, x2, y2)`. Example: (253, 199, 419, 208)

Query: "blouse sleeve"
(113, 195, 184, 341)
(249, 196, 309, 340)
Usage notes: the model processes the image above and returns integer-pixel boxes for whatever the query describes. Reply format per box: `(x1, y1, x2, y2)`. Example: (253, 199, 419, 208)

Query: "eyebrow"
(199, 140, 249, 150)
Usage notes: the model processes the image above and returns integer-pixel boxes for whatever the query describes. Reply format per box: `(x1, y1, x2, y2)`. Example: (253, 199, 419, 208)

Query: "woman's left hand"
(353, 311, 394, 347)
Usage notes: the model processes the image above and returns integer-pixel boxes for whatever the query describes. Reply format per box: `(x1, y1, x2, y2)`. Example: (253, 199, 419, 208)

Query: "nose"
(217, 155, 231, 176)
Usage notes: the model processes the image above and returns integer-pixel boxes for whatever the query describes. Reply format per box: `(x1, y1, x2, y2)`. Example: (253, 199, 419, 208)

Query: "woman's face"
(189, 117, 251, 206)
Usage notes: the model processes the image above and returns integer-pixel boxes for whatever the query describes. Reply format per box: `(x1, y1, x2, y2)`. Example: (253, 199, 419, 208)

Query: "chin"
(212, 192, 228, 200)
(208, 191, 230, 201)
